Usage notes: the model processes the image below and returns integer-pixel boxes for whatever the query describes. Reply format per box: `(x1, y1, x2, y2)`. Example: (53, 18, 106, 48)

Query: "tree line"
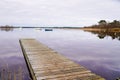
(85, 20, 120, 28)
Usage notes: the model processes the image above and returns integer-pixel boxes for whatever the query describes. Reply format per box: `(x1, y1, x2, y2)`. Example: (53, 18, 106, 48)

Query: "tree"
(98, 20, 107, 25)
(109, 20, 120, 27)
(113, 20, 120, 26)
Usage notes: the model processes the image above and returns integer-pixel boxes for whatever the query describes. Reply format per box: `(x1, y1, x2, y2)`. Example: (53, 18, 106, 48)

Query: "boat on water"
(45, 28, 53, 31)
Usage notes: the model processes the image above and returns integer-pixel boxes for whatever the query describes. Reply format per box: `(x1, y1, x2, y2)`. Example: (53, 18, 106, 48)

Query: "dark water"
(0, 28, 120, 80)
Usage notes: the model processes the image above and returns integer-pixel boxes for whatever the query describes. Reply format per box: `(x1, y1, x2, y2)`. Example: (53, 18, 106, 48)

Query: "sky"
(0, 0, 120, 27)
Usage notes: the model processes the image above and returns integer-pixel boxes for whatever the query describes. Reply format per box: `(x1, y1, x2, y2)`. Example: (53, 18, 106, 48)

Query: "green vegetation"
(85, 20, 120, 29)
(83, 20, 120, 41)
(0, 25, 14, 31)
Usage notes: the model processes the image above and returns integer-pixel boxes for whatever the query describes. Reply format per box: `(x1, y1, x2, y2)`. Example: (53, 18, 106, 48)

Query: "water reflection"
(0, 57, 30, 80)
(0, 28, 120, 80)
(0, 27, 14, 32)
(84, 30, 120, 40)
(0, 38, 30, 80)
(76, 60, 120, 80)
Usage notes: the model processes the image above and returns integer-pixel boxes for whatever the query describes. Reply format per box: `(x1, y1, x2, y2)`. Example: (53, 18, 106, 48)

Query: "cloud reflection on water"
(0, 28, 120, 80)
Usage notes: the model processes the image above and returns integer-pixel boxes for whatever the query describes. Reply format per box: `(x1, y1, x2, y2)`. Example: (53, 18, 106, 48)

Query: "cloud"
(0, 0, 120, 27)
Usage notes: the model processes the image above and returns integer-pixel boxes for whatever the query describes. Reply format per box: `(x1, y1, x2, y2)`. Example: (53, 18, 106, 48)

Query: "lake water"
(0, 28, 120, 80)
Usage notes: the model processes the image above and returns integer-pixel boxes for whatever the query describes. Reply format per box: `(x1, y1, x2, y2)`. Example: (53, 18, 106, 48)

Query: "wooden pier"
(20, 39, 105, 80)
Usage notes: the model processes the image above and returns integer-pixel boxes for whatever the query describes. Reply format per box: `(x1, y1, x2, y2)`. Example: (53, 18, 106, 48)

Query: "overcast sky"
(0, 0, 120, 27)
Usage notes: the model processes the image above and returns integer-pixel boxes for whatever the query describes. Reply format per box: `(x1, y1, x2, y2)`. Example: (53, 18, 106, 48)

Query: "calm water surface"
(0, 28, 120, 80)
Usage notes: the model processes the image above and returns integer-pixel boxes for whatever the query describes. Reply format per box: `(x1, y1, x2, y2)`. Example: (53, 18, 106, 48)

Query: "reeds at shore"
(0, 65, 31, 80)
(0, 67, 23, 80)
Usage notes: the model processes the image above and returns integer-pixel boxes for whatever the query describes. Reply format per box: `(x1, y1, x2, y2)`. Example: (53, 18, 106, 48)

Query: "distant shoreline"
(0, 26, 82, 29)
(81, 27, 120, 32)
(0, 26, 120, 32)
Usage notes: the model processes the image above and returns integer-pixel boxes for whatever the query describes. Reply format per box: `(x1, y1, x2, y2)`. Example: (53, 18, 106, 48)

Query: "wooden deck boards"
(20, 39, 105, 80)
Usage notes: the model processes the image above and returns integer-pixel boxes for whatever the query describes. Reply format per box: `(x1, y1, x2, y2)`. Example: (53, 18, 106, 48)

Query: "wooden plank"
(19, 39, 105, 80)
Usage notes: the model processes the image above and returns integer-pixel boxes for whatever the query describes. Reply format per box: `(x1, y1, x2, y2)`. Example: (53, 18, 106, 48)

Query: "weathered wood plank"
(20, 39, 105, 80)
